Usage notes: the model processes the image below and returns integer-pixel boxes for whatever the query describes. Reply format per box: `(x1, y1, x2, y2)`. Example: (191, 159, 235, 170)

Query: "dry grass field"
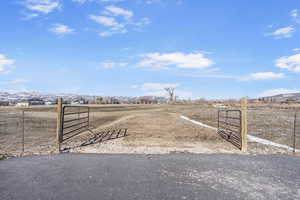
(0, 103, 299, 156)
(178, 104, 300, 151)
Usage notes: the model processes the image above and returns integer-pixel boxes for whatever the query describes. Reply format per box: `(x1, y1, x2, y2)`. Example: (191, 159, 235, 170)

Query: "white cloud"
(23, 13, 39, 20)
(100, 60, 128, 68)
(23, 0, 60, 14)
(89, 15, 127, 36)
(242, 72, 286, 81)
(49, 24, 75, 36)
(89, 15, 120, 27)
(270, 26, 295, 39)
(89, 5, 149, 37)
(0, 54, 14, 74)
(275, 53, 300, 72)
(104, 5, 133, 20)
(138, 52, 214, 70)
(260, 88, 300, 97)
(293, 48, 300, 52)
(290, 9, 300, 24)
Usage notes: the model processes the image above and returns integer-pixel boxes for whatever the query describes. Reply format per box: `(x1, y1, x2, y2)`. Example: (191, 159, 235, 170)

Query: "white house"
(16, 102, 29, 107)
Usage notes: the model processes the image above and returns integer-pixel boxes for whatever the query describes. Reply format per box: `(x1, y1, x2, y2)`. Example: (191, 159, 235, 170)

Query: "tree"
(164, 87, 175, 102)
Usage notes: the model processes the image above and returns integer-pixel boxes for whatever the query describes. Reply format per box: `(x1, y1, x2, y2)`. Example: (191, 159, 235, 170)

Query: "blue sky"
(0, 0, 300, 99)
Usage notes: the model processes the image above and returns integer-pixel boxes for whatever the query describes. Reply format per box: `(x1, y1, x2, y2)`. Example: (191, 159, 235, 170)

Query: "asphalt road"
(1, 153, 300, 200)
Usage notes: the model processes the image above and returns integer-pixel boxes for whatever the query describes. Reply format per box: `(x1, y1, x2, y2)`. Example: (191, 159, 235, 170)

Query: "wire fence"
(0, 108, 108, 156)
(0, 110, 57, 155)
(1, 105, 300, 156)
(247, 108, 299, 150)
(184, 105, 300, 153)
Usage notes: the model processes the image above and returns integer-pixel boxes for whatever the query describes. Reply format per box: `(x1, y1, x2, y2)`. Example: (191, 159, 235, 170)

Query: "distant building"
(0, 101, 9, 106)
(28, 98, 45, 105)
(213, 104, 227, 109)
(45, 101, 56, 105)
(281, 99, 298, 104)
(138, 99, 158, 104)
(16, 102, 29, 107)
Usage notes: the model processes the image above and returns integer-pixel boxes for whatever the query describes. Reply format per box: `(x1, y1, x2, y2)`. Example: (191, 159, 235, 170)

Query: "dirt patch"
(68, 109, 242, 154)
(1, 104, 297, 155)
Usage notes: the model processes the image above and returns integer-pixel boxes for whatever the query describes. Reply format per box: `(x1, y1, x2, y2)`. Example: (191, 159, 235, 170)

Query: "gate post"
(56, 98, 63, 152)
(241, 97, 248, 152)
(293, 111, 297, 154)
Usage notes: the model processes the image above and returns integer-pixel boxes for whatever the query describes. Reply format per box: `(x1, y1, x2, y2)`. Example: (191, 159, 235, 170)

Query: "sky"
(0, 0, 300, 99)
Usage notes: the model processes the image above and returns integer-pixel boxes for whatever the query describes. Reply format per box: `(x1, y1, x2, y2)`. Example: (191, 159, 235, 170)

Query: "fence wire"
(0, 110, 57, 155)
(1, 105, 300, 155)
(248, 108, 298, 150)
(184, 105, 300, 153)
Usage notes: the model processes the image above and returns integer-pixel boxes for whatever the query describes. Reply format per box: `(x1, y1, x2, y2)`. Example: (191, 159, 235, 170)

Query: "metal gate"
(59, 106, 92, 148)
(218, 110, 242, 149)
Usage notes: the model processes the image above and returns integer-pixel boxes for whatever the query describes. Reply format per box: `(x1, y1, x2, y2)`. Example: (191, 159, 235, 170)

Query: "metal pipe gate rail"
(56, 98, 93, 152)
(218, 109, 243, 150)
(217, 98, 248, 151)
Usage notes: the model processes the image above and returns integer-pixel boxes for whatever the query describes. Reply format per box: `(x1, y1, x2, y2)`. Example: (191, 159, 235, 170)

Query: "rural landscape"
(1, 92, 300, 157)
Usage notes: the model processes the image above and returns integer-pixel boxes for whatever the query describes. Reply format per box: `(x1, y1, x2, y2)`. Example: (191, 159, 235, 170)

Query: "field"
(0, 104, 299, 156)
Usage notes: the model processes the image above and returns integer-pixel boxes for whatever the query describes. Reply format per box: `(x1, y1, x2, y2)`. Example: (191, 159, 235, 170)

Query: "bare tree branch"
(164, 87, 175, 102)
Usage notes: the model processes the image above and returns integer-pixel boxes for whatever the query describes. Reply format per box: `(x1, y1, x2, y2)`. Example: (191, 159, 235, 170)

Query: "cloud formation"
(0, 54, 14, 74)
(89, 5, 150, 36)
(138, 52, 214, 70)
(290, 9, 300, 24)
(23, 0, 60, 14)
(275, 53, 300, 72)
(49, 24, 75, 36)
(270, 26, 295, 39)
(242, 72, 285, 81)
(104, 5, 133, 20)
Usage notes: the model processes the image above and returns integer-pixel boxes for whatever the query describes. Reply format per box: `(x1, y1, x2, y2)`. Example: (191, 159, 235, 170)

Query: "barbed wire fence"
(0, 107, 115, 157)
(0, 104, 300, 156)
(0, 109, 57, 156)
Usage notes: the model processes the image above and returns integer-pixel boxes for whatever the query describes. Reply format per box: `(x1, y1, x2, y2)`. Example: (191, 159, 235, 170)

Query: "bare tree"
(164, 87, 175, 102)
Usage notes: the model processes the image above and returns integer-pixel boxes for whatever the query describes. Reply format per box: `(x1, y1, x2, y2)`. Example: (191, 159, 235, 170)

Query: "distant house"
(0, 101, 9, 106)
(281, 99, 298, 104)
(213, 104, 227, 109)
(16, 102, 29, 107)
(15, 98, 44, 107)
(71, 100, 86, 105)
(138, 99, 158, 104)
(45, 101, 56, 105)
(28, 98, 45, 105)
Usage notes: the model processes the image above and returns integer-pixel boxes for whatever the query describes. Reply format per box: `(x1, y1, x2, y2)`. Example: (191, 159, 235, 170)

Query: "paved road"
(1, 153, 299, 200)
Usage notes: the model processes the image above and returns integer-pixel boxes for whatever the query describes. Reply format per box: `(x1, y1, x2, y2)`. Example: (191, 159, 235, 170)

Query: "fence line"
(1, 102, 300, 156)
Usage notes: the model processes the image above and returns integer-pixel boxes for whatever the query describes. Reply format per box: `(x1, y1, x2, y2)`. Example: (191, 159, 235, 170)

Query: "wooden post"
(293, 112, 297, 154)
(241, 97, 248, 152)
(22, 110, 25, 154)
(56, 98, 63, 152)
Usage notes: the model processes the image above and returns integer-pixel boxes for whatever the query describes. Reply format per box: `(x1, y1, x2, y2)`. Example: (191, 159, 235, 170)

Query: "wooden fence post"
(293, 112, 297, 154)
(56, 98, 63, 152)
(241, 97, 248, 152)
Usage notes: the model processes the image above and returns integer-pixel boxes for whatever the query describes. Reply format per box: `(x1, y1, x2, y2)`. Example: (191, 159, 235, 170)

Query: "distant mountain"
(0, 90, 168, 103)
(260, 92, 300, 102)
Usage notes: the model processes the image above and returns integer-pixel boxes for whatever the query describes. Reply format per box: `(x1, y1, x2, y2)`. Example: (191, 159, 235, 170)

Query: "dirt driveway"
(65, 109, 241, 154)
